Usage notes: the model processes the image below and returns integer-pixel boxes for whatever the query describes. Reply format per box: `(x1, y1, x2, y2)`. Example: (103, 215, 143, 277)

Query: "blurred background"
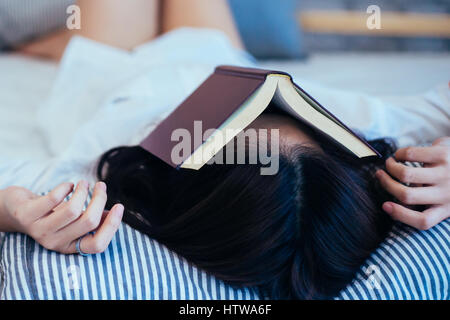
(1, 0, 449, 95)
(228, 0, 450, 95)
(230, 0, 450, 58)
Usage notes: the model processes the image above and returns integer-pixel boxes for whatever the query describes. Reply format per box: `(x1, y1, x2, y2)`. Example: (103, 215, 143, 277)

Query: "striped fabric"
(337, 221, 449, 300)
(0, 191, 260, 300)
(337, 160, 449, 299)
(0, 0, 74, 49)
(0, 192, 448, 300)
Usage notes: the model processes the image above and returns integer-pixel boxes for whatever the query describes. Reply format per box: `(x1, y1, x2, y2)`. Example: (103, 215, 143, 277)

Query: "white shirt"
(0, 27, 449, 192)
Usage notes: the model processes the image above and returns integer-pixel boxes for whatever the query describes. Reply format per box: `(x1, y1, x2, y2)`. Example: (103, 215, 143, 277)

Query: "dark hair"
(96, 134, 396, 299)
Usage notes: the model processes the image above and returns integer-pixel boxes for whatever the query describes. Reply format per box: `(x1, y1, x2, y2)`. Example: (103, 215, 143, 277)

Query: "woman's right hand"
(376, 137, 450, 230)
(0, 181, 124, 254)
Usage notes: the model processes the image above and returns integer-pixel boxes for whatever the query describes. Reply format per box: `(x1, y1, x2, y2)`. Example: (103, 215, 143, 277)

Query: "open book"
(140, 65, 380, 169)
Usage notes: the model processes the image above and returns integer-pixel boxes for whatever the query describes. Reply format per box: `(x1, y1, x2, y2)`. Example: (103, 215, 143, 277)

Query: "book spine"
(215, 65, 292, 81)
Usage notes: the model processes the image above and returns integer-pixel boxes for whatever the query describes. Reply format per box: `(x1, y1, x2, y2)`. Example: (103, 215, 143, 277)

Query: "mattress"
(260, 52, 450, 96)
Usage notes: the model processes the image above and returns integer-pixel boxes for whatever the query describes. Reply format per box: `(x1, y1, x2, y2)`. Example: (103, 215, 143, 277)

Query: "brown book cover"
(140, 65, 380, 168)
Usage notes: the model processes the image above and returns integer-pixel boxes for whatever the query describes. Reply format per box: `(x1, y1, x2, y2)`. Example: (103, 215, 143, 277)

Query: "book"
(140, 65, 380, 169)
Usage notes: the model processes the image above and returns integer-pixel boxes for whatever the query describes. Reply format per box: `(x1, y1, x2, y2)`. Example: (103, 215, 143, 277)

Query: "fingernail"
(375, 170, 383, 178)
(114, 204, 124, 217)
(382, 202, 393, 214)
(97, 181, 107, 192)
(54, 183, 73, 199)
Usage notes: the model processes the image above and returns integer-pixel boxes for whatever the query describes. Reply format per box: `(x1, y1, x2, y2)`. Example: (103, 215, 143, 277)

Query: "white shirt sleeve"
(297, 80, 450, 148)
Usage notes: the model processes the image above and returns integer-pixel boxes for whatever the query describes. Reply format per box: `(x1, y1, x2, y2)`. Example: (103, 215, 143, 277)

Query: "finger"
(395, 146, 449, 164)
(385, 157, 443, 184)
(382, 201, 450, 230)
(42, 180, 89, 230)
(432, 137, 450, 147)
(376, 170, 442, 205)
(68, 204, 124, 254)
(56, 181, 107, 239)
(81, 181, 108, 233)
(91, 210, 110, 233)
(66, 180, 90, 213)
(85, 182, 108, 219)
(26, 182, 74, 220)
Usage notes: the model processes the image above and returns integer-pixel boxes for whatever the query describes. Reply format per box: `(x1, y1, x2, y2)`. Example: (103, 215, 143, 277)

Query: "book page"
(275, 77, 376, 158)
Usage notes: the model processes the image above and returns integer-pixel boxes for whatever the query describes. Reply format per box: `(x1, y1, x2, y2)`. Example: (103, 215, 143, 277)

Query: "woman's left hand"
(376, 137, 450, 230)
(0, 181, 124, 254)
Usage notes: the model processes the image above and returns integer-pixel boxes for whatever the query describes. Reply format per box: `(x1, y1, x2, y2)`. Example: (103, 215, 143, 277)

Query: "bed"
(0, 30, 449, 300)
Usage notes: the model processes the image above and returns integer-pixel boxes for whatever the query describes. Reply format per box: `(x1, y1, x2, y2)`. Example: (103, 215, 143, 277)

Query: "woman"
(1, 116, 449, 299)
(96, 114, 450, 299)
(0, 0, 449, 299)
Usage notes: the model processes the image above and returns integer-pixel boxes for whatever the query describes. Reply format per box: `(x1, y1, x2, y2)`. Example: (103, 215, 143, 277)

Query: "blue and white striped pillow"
(336, 220, 449, 299)
(0, 192, 448, 300)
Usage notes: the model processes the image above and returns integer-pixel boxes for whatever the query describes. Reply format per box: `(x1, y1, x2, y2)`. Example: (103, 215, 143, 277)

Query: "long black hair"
(96, 130, 396, 299)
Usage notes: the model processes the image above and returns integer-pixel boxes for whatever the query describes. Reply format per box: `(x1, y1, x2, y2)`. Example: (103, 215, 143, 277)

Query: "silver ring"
(76, 235, 90, 256)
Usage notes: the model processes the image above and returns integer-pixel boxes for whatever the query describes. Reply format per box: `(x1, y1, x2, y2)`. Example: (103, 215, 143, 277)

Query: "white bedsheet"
(0, 55, 58, 159)
(260, 53, 450, 96)
(0, 27, 449, 193)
